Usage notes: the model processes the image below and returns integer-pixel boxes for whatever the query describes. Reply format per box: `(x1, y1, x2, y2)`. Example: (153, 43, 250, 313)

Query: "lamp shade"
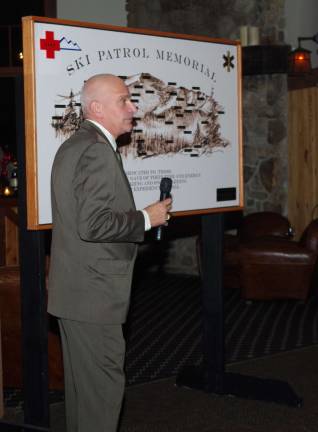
(288, 47, 312, 74)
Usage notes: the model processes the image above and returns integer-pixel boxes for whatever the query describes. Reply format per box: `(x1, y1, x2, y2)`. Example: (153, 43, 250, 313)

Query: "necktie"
(116, 149, 123, 165)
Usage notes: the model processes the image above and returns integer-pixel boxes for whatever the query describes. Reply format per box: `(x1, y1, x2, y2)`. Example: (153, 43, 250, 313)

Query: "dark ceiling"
(0, 1, 51, 25)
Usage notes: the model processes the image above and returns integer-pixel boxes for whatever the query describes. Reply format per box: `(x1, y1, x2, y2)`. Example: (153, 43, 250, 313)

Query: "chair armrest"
(239, 238, 316, 265)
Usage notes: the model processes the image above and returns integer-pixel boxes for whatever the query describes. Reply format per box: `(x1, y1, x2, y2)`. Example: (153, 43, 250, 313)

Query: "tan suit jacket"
(48, 120, 145, 324)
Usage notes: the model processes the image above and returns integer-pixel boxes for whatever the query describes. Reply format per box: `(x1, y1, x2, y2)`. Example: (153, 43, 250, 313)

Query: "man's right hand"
(144, 198, 172, 228)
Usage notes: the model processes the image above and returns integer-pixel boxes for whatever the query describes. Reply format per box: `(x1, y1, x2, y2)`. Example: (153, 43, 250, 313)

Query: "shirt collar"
(86, 119, 117, 151)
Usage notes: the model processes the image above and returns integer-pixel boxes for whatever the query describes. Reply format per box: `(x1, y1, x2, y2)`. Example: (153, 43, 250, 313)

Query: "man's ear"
(90, 100, 102, 117)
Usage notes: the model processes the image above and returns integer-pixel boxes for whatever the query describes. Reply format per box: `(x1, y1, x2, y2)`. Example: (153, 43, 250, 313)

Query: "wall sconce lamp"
(289, 32, 318, 75)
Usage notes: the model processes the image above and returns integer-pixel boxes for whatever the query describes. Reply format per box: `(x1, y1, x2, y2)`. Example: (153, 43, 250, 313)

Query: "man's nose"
(128, 100, 138, 113)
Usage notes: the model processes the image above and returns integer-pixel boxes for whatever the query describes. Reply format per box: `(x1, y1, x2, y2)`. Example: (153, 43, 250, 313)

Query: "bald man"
(48, 74, 172, 432)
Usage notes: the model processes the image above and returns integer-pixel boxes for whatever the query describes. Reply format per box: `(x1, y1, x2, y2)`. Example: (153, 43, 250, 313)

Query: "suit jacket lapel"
(80, 120, 136, 206)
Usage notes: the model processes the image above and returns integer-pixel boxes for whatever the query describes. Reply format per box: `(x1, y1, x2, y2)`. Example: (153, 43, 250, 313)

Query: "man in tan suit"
(48, 74, 172, 432)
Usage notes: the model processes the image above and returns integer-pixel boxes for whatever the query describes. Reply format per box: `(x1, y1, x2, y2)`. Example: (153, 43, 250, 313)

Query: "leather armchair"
(239, 219, 318, 300)
(238, 212, 293, 242)
(224, 212, 293, 289)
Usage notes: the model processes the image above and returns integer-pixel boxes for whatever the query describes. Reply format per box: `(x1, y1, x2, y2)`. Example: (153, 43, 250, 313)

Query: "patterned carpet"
(4, 271, 318, 409)
(125, 272, 318, 386)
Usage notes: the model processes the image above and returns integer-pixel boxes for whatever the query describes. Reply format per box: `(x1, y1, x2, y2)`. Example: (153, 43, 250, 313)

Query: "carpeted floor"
(3, 272, 318, 412)
(118, 345, 318, 432)
(124, 272, 318, 386)
(3, 271, 318, 432)
(4, 345, 318, 431)
(119, 345, 318, 432)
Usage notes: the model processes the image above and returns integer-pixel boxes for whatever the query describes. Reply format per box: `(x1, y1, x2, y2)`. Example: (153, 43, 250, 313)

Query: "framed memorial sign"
(22, 16, 243, 229)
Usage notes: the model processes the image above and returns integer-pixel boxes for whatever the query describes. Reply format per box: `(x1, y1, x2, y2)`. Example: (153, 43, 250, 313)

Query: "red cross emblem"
(40, 31, 60, 59)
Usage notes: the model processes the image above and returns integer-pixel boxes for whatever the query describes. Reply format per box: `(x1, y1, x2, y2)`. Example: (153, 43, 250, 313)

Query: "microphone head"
(160, 177, 172, 194)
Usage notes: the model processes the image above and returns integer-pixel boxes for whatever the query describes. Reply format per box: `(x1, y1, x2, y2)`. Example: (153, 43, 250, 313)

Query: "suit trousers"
(58, 318, 126, 432)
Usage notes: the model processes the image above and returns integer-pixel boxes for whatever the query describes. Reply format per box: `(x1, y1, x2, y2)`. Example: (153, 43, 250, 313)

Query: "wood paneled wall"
(288, 87, 318, 239)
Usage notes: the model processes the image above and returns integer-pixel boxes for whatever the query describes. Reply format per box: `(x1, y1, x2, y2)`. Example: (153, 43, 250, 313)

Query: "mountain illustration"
(50, 73, 229, 157)
(59, 37, 81, 51)
(51, 90, 82, 139)
(121, 73, 229, 158)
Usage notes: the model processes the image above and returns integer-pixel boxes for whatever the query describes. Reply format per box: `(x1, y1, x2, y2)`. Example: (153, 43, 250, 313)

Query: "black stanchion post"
(176, 212, 302, 407)
(12, 76, 49, 429)
(201, 213, 224, 392)
(176, 213, 224, 390)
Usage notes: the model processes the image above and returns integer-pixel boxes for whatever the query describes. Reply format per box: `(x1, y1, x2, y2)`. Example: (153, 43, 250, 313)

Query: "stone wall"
(243, 74, 288, 214)
(127, 0, 285, 45)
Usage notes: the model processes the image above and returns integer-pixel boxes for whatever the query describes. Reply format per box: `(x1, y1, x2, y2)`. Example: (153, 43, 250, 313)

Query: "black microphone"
(156, 177, 173, 241)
